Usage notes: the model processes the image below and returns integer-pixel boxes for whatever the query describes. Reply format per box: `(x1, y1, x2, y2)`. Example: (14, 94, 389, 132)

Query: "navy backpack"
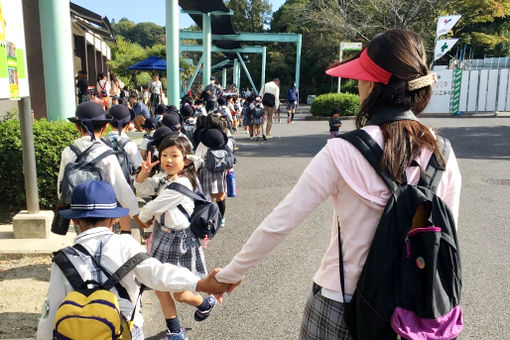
(337, 129, 463, 340)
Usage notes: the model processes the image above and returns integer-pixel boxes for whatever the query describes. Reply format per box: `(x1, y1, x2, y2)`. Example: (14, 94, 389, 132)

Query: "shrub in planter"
(0, 118, 79, 220)
(310, 92, 360, 117)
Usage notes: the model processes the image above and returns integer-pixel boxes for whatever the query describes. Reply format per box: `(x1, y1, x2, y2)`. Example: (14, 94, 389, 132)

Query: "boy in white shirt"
(37, 180, 230, 340)
(57, 101, 144, 231)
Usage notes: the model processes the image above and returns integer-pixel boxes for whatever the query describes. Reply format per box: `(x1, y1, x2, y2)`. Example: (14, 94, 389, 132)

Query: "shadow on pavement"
(438, 125, 510, 160)
(0, 312, 40, 338)
(236, 133, 328, 158)
(0, 263, 51, 282)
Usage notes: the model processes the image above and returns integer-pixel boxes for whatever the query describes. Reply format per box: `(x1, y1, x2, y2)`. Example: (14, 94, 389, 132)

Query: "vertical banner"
(0, 0, 29, 99)
(6, 41, 19, 99)
(450, 69, 462, 114)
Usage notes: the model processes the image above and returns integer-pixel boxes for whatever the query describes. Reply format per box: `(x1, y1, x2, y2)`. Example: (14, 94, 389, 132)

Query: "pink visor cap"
(325, 49, 392, 85)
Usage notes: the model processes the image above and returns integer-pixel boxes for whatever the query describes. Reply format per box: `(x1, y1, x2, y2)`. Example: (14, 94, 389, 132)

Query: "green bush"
(310, 92, 361, 117)
(0, 118, 79, 220)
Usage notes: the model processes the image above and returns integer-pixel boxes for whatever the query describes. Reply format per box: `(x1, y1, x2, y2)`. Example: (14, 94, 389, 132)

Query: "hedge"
(0, 118, 79, 221)
(310, 92, 360, 117)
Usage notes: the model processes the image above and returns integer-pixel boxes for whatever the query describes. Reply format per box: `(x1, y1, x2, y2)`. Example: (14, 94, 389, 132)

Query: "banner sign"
(341, 42, 362, 52)
(0, 0, 28, 99)
(435, 38, 459, 61)
(436, 15, 462, 37)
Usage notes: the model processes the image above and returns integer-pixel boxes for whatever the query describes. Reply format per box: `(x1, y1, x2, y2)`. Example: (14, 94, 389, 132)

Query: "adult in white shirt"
(149, 73, 163, 115)
(259, 78, 280, 139)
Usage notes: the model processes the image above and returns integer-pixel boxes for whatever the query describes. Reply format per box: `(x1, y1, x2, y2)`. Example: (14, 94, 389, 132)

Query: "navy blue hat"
(141, 117, 160, 130)
(151, 126, 174, 150)
(108, 105, 134, 135)
(180, 104, 195, 118)
(59, 180, 129, 219)
(155, 104, 168, 116)
(161, 112, 181, 131)
(167, 105, 179, 113)
(200, 128, 228, 149)
(217, 97, 226, 106)
(68, 101, 112, 140)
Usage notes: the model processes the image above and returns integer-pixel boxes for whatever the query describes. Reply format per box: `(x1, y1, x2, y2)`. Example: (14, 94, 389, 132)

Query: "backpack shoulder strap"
(53, 249, 85, 291)
(72, 243, 131, 301)
(71, 143, 97, 163)
(167, 182, 207, 203)
(337, 129, 398, 192)
(88, 149, 116, 166)
(102, 253, 151, 291)
(419, 135, 452, 193)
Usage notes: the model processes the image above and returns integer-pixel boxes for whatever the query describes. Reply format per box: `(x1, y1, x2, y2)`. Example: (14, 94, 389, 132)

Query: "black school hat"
(199, 128, 228, 150)
(107, 105, 134, 135)
(68, 101, 112, 140)
(161, 112, 182, 131)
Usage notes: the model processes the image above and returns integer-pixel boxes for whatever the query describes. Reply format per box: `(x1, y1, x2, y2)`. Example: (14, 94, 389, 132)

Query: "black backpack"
(337, 130, 462, 340)
(204, 145, 235, 172)
(102, 136, 135, 188)
(60, 143, 115, 204)
(167, 182, 222, 240)
(261, 84, 276, 107)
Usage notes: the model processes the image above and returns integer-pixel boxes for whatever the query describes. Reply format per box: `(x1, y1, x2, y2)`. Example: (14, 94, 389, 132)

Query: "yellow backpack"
(52, 245, 149, 340)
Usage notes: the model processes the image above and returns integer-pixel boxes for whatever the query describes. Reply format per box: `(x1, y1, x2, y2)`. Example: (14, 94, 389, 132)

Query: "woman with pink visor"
(215, 29, 462, 340)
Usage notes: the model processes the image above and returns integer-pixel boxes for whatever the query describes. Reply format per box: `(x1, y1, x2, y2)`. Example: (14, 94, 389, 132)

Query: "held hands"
(196, 268, 244, 302)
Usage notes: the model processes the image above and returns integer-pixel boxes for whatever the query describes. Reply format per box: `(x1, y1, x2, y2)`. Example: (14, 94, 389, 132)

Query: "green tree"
(226, 0, 272, 32)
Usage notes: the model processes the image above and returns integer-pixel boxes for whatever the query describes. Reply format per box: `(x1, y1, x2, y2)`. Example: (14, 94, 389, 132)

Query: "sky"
(71, 0, 286, 29)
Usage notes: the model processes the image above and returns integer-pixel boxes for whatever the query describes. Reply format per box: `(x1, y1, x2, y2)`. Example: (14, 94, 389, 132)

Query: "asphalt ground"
(141, 114, 510, 340)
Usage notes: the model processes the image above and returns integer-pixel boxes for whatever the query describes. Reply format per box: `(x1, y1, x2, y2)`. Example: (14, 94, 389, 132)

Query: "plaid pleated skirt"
(198, 168, 227, 195)
(299, 283, 353, 340)
(149, 222, 207, 278)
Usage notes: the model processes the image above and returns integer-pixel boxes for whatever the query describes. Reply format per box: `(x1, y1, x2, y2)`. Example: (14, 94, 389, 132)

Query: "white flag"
(434, 39, 460, 61)
(436, 15, 462, 37)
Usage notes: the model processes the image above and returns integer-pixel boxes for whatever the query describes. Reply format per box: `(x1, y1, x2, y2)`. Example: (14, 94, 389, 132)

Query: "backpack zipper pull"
(203, 235, 210, 249)
(405, 236, 410, 258)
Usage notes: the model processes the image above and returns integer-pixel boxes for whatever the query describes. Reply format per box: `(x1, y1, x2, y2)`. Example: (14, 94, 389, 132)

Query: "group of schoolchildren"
(37, 99, 238, 340)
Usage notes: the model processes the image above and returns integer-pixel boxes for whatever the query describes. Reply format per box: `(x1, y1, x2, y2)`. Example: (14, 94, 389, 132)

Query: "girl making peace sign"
(134, 133, 217, 340)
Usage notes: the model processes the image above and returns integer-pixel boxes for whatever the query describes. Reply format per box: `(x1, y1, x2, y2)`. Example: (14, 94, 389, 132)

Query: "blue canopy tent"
(127, 56, 184, 71)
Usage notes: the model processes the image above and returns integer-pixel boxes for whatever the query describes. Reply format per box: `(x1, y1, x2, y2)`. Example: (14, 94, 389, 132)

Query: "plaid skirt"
(150, 222, 207, 278)
(198, 168, 227, 195)
(299, 283, 353, 340)
(252, 115, 264, 125)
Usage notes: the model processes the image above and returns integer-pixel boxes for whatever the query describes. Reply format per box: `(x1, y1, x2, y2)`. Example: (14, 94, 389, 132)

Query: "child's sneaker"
(194, 296, 217, 322)
(164, 328, 188, 340)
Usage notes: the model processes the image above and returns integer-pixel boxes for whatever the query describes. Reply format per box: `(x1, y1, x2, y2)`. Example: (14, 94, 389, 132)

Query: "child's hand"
(136, 151, 160, 182)
(196, 268, 233, 295)
(133, 215, 150, 229)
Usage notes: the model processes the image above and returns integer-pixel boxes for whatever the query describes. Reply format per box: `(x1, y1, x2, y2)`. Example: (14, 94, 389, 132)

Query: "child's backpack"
(337, 129, 463, 340)
(60, 144, 115, 204)
(182, 122, 196, 143)
(102, 135, 135, 188)
(252, 105, 264, 118)
(52, 244, 150, 340)
(204, 145, 235, 172)
(167, 182, 222, 240)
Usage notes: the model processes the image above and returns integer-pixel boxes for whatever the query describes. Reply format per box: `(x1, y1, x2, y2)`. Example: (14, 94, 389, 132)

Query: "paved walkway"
(139, 114, 510, 339)
(2, 112, 510, 339)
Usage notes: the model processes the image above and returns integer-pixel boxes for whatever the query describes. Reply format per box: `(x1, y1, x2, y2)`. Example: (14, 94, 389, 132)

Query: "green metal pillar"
(202, 13, 211, 87)
(295, 34, 302, 90)
(236, 52, 258, 94)
(166, 0, 180, 107)
(185, 55, 204, 94)
(261, 46, 267, 89)
(222, 68, 227, 88)
(39, 0, 75, 121)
